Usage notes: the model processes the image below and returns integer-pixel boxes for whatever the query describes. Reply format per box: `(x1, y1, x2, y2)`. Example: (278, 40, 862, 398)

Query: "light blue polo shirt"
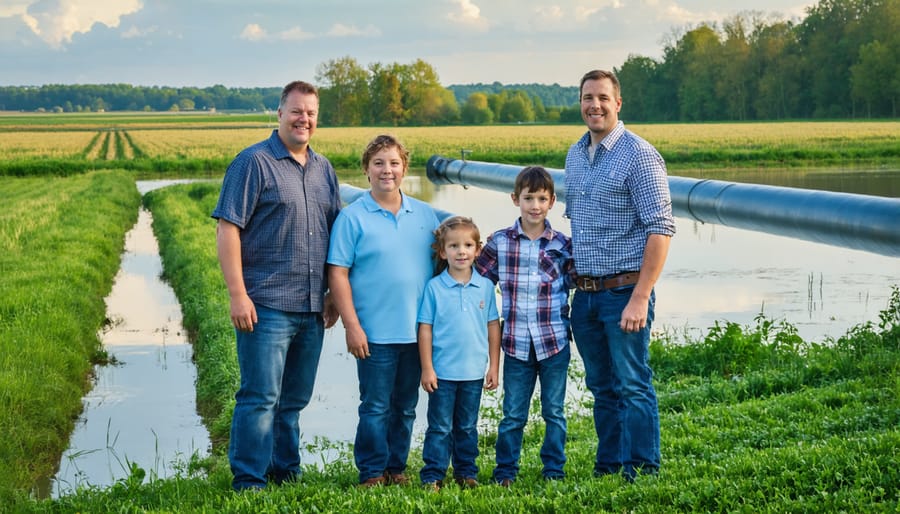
(327, 191, 439, 344)
(418, 269, 500, 381)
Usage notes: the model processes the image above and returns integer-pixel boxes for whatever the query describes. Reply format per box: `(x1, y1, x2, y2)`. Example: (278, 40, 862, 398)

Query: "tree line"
(0, 0, 895, 123)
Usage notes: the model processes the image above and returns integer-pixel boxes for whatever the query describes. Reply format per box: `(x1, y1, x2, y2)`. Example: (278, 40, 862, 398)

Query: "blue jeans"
(570, 287, 660, 479)
(420, 379, 483, 483)
(354, 342, 421, 483)
(493, 343, 570, 481)
(229, 305, 324, 491)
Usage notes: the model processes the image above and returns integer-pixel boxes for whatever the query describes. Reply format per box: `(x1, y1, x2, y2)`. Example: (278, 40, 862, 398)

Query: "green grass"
(2, 181, 898, 511)
(9, 182, 897, 512)
(0, 172, 141, 504)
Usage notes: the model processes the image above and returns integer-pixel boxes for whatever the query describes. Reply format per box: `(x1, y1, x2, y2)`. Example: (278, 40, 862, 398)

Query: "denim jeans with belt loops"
(229, 305, 324, 491)
(570, 286, 660, 479)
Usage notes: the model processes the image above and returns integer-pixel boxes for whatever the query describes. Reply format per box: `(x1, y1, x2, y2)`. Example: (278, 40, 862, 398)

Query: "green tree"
(396, 59, 458, 125)
(668, 24, 726, 120)
(461, 92, 494, 124)
(499, 90, 535, 123)
(368, 63, 404, 125)
(750, 20, 805, 119)
(316, 56, 370, 126)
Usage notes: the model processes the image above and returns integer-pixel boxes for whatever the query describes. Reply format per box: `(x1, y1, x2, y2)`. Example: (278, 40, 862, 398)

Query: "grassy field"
(0, 172, 141, 505)
(1, 113, 898, 175)
(1, 116, 898, 511)
(7, 181, 895, 512)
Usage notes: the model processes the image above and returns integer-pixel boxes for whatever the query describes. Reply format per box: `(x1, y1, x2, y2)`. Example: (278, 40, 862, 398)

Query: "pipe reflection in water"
(49, 204, 210, 497)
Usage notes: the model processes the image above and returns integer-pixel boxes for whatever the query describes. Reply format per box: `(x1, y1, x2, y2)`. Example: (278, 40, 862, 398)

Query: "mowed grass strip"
(0, 171, 140, 503)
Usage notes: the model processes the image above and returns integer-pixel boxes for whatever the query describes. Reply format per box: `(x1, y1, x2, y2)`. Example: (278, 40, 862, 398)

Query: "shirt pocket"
(538, 250, 562, 282)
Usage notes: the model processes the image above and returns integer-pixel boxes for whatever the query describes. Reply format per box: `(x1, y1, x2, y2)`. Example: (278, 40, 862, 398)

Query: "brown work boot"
(358, 475, 386, 488)
(385, 471, 410, 486)
(454, 477, 479, 488)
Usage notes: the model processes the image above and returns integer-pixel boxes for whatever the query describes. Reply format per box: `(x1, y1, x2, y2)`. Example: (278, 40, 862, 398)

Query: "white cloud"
(239, 23, 266, 41)
(19, 0, 143, 49)
(327, 23, 381, 37)
(446, 0, 489, 31)
(0, 1, 30, 18)
(277, 26, 313, 41)
(121, 24, 156, 39)
(239, 23, 313, 42)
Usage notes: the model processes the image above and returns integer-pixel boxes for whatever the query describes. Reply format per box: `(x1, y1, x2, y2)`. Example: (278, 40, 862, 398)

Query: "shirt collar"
(438, 268, 481, 288)
(361, 191, 412, 214)
(577, 120, 625, 153)
(269, 129, 319, 162)
(506, 218, 557, 242)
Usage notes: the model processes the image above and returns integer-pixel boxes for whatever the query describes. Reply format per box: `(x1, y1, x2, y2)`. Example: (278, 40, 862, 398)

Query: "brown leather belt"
(576, 272, 639, 292)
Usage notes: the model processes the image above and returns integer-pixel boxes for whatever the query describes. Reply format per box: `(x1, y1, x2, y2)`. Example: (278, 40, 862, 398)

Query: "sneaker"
(454, 477, 479, 488)
(358, 476, 386, 488)
(422, 480, 442, 492)
(385, 471, 410, 486)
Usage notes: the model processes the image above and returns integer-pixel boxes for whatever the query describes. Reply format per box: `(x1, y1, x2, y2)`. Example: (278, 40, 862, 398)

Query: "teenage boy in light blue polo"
(418, 216, 501, 491)
(474, 166, 575, 486)
(327, 135, 440, 487)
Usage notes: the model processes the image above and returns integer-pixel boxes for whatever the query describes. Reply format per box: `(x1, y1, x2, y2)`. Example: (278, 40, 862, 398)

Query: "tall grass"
(12, 182, 895, 512)
(0, 172, 141, 504)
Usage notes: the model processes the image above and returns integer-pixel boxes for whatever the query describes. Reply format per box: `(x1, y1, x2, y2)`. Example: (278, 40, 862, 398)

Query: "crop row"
(1, 121, 898, 177)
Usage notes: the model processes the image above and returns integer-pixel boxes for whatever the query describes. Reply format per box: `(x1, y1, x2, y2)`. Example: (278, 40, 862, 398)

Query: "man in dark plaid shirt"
(212, 80, 341, 492)
(564, 69, 675, 482)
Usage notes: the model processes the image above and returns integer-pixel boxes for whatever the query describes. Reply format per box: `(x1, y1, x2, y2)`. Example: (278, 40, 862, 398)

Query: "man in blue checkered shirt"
(564, 69, 675, 482)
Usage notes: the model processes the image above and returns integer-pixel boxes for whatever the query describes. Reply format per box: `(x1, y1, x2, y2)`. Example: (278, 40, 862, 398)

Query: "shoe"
(358, 476, 386, 488)
(454, 477, 479, 488)
(496, 478, 513, 488)
(266, 470, 300, 486)
(385, 471, 410, 486)
(422, 480, 442, 492)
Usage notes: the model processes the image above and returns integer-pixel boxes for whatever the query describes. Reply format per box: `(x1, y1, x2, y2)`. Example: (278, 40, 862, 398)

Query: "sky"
(0, 0, 816, 88)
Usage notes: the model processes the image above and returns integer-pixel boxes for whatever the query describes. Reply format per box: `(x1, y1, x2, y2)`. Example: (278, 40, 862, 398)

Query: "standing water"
(47, 181, 210, 497)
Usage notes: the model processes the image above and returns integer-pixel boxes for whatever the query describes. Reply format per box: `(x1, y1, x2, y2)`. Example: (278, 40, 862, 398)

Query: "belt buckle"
(581, 277, 600, 292)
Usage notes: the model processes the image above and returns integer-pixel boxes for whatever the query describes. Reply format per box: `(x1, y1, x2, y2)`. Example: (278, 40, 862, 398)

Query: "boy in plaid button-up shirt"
(474, 166, 575, 485)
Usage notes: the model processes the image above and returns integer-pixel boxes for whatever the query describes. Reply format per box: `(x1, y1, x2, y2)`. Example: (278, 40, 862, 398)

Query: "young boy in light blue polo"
(418, 216, 501, 491)
(474, 165, 575, 486)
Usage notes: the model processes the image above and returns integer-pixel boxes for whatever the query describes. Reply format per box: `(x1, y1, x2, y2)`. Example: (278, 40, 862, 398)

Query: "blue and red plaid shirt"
(474, 219, 574, 362)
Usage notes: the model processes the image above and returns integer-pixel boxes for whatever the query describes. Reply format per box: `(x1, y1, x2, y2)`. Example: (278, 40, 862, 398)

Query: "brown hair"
(579, 69, 621, 100)
(361, 134, 410, 171)
(280, 81, 318, 107)
(513, 165, 555, 198)
(432, 215, 482, 275)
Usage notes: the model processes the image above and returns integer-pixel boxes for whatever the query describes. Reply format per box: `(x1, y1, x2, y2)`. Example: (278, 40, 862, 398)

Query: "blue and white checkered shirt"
(564, 121, 675, 277)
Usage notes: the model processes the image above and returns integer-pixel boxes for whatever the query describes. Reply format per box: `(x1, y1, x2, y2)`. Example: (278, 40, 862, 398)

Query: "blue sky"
(0, 0, 814, 88)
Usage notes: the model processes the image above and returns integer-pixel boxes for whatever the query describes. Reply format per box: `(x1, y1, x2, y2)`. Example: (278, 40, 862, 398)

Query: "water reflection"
(50, 201, 210, 497)
(425, 182, 899, 344)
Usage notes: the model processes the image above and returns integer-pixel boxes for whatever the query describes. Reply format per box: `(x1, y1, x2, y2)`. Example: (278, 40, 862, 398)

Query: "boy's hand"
(421, 369, 438, 393)
(484, 369, 498, 390)
(345, 325, 370, 359)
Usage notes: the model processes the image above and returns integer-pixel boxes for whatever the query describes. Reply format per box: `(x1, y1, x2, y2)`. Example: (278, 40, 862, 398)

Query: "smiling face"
(439, 226, 480, 275)
(277, 90, 318, 151)
(580, 77, 622, 143)
(364, 146, 406, 195)
(513, 186, 555, 232)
